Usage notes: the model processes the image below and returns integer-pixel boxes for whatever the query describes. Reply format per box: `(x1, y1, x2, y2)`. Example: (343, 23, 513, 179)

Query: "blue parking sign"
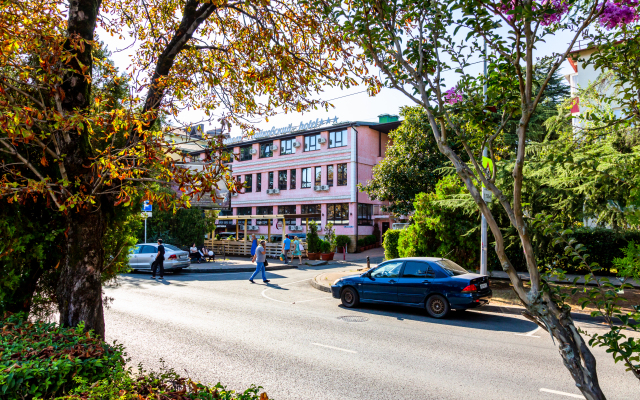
(143, 201, 152, 212)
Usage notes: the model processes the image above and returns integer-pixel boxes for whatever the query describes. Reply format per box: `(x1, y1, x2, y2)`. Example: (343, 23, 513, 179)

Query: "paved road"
(104, 266, 638, 400)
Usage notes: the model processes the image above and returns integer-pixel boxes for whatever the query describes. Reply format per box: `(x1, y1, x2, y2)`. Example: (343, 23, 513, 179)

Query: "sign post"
(480, 155, 493, 275)
(142, 201, 152, 243)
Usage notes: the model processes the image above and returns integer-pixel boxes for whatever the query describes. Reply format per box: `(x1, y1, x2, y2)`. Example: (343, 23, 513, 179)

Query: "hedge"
(490, 228, 640, 275)
(0, 313, 125, 399)
(383, 229, 401, 260)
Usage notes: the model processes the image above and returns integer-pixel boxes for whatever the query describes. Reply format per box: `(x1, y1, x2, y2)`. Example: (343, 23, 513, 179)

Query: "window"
(435, 260, 469, 276)
(290, 169, 296, 190)
(217, 209, 233, 225)
(256, 173, 262, 192)
(314, 166, 322, 186)
(371, 261, 403, 278)
(237, 207, 252, 225)
(140, 245, 157, 254)
(358, 204, 373, 226)
(327, 203, 349, 225)
(402, 261, 434, 278)
(278, 170, 287, 190)
(278, 205, 296, 225)
(304, 134, 321, 152)
(327, 165, 334, 187)
(301, 167, 311, 188)
(281, 139, 294, 155)
(256, 206, 273, 226)
(337, 163, 348, 186)
(260, 142, 273, 158)
(268, 172, 273, 190)
(239, 146, 253, 161)
(301, 204, 321, 224)
(329, 130, 347, 148)
(244, 174, 253, 193)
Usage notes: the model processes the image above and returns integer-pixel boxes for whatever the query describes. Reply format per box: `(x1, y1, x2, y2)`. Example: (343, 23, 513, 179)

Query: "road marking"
(311, 343, 357, 353)
(515, 326, 541, 338)
(261, 278, 332, 304)
(539, 388, 585, 398)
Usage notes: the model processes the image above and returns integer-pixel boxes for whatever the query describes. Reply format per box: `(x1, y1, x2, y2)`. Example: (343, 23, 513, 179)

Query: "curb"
(181, 265, 297, 274)
(310, 275, 332, 293)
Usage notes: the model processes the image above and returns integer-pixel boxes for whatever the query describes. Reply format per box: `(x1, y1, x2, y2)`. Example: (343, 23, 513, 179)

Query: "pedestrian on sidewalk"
(291, 236, 303, 265)
(250, 240, 269, 284)
(282, 234, 291, 265)
(150, 239, 165, 280)
(250, 234, 257, 258)
(189, 243, 201, 263)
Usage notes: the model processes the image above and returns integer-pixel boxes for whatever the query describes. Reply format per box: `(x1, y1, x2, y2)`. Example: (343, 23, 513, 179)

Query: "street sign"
(143, 201, 152, 212)
(142, 211, 152, 218)
(482, 187, 492, 202)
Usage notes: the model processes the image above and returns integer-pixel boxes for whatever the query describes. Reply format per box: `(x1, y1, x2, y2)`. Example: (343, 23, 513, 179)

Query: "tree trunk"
(57, 209, 107, 338)
(526, 294, 605, 400)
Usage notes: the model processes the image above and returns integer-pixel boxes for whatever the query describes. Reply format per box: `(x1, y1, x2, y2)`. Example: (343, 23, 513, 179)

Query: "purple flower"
(599, 1, 639, 30)
(444, 86, 463, 104)
(540, 0, 570, 26)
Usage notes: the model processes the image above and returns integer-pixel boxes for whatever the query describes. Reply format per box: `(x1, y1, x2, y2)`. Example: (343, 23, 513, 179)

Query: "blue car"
(331, 257, 492, 318)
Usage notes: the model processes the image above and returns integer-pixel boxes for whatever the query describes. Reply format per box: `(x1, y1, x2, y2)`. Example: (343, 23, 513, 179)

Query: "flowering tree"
(0, 0, 357, 337)
(321, 0, 639, 398)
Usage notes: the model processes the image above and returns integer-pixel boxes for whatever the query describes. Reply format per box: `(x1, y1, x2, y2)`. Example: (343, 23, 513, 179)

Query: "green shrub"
(335, 235, 351, 249)
(383, 229, 401, 259)
(320, 240, 331, 254)
(365, 235, 376, 246)
(398, 176, 479, 270)
(0, 313, 126, 399)
(307, 221, 322, 253)
(357, 238, 365, 247)
(60, 362, 266, 400)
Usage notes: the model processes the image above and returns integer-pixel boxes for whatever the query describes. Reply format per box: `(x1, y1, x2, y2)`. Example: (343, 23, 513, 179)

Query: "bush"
(383, 229, 401, 259)
(61, 362, 266, 400)
(357, 238, 365, 247)
(397, 176, 479, 270)
(335, 235, 351, 249)
(307, 221, 322, 253)
(365, 235, 376, 246)
(320, 240, 331, 254)
(0, 313, 126, 399)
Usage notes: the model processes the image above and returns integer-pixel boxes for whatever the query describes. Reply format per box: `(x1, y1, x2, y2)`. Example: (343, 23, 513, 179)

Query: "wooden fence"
(203, 239, 307, 258)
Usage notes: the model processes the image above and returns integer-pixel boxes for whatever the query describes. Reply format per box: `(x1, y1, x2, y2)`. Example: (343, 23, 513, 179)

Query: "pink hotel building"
(207, 115, 401, 251)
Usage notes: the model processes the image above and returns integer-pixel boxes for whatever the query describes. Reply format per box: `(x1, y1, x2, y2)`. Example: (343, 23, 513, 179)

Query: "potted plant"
(335, 235, 351, 253)
(215, 233, 221, 241)
(373, 224, 381, 247)
(306, 221, 322, 260)
(320, 240, 334, 261)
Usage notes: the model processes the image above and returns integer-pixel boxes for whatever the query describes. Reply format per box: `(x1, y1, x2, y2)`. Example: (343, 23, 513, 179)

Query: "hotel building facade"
(193, 115, 402, 252)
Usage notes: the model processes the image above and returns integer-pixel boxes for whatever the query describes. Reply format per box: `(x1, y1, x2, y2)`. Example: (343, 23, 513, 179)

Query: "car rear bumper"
(448, 290, 492, 310)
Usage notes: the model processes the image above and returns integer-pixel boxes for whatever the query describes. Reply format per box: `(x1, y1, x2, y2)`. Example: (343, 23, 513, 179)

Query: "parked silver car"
(128, 243, 190, 272)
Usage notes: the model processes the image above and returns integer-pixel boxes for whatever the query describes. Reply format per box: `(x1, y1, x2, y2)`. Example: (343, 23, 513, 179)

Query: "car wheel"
(426, 295, 450, 318)
(341, 287, 359, 308)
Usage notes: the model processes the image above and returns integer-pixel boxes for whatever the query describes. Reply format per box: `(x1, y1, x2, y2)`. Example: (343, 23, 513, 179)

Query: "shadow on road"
(339, 302, 538, 334)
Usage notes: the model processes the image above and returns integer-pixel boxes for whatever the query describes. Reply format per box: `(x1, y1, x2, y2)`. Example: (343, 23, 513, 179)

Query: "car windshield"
(435, 260, 469, 276)
(164, 244, 181, 251)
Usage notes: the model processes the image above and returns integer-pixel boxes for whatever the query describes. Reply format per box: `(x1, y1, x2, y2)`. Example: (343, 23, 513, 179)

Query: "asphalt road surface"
(104, 266, 639, 400)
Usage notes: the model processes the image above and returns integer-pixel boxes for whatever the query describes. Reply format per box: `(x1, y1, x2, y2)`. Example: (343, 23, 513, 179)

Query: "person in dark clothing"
(151, 239, 165, 280)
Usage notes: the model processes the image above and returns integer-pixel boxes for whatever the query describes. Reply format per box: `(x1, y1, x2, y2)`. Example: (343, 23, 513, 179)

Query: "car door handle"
(389, 280, 396, 283)
(422, 280, 431, 284)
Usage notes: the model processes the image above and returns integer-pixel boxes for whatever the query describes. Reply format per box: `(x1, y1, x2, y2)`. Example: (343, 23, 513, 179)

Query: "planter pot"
(321, 252, 335, 261)
(375, 243, 381, 248)
(308, 252, 321, 260)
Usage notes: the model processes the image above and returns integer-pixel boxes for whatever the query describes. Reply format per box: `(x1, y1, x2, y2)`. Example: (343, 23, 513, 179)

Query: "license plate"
(180, 255, 187, 259)
(480, 283, 488, 289)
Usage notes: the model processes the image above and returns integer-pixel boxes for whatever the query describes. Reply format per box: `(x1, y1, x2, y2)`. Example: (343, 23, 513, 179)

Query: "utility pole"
(480, 38, 490, 276)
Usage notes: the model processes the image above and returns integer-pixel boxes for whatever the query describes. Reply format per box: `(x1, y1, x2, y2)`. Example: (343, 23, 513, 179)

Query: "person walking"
(282, 234, 291, 264)
(291, 236, 303, 265)
(250, 240, 269, 284)
(250, 234, 258, 258)
(150, 239, 165, 280)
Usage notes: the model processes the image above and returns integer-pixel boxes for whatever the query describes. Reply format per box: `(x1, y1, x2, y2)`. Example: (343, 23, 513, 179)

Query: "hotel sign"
(223, 116, 340, 145)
